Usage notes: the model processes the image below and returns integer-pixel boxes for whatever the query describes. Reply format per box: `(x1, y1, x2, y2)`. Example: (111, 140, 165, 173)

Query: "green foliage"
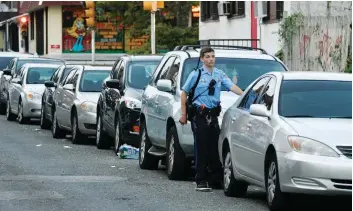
(96, 1, 199, 54)
(278, 13, 304, 44)
(345, 56, 352, 73)
(275, 49, 284, 61)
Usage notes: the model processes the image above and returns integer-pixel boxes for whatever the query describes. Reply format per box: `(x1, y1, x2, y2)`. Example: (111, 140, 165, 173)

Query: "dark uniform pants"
(191, 114, 222, 185)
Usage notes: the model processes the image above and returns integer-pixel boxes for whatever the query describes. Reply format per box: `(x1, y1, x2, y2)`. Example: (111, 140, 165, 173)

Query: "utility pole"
(143, 1, 164, 54)
(84, 1, 96, 64)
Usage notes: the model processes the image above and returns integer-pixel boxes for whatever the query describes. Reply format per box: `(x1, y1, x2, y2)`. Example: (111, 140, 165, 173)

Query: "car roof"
(121, 55, 163, 61)
(83, 65, 111, 71)
(172, 48, 277, 61)
(276, 71, 352, 81)
(0, 52, 37, 58)
(17, 57, 64, 62)
(22, 63, 62, 68)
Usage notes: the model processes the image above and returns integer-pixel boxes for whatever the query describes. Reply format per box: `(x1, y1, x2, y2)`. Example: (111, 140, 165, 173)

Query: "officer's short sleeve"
(220, 70, 234, 91)
(181, 70, 197, 94)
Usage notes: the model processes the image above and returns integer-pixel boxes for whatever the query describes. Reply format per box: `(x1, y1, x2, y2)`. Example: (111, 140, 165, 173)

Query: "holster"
(196, 105, 222, 118)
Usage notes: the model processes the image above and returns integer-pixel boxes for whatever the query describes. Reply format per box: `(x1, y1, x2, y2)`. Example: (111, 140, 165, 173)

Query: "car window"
(279, 80, 352, 118)
(63, 69, 77, 85)
(238, 77, 269, 110)
(161, 57, 180, 86)
(257, 78, 276, 111)
(156, 56, 176, 83)
(51, 67, 61, 83)
(79, 70, 110, 92)
(59, 67, 75, 84)
(113, 60, 122, 79)
(16, 60, 64, 75)
(0, 57, 15, 70)
(181, 57, 286, 91)
(126, 60, 160, 90)
(72, 72, 80, 88)
(26, 67, 57, 84)
(117, 62, 125, 85)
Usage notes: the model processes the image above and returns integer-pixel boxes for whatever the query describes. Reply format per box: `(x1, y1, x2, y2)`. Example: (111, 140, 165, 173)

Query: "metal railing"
(198, 39, 260, 48)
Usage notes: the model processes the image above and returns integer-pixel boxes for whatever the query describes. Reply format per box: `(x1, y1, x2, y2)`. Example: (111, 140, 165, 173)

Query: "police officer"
(179, 47, 243, 191)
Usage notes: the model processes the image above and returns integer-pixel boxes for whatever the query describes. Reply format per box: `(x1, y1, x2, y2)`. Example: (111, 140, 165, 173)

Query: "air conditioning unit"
(254, 1, 268, 18)
(218, 1, 230, 16)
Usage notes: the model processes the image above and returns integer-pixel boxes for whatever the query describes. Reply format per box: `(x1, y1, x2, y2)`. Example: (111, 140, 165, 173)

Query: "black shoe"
(210, 182, 223, 190)
(195, 182, 212, 192)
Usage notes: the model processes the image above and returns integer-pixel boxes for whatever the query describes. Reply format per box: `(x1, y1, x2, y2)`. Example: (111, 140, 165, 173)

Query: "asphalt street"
(0, 116, 350, 211)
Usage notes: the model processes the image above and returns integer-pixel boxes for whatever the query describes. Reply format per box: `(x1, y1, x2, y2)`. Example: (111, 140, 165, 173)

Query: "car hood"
(124, 88, 144, 101)
(219, 91, 240, 120)
(282, 117, 352, 148)
(24, 84, 46, 95)
(77, 92, 100, 104)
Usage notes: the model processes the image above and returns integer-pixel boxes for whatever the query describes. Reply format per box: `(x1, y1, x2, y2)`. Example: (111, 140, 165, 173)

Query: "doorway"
(35, 9, 44, 55)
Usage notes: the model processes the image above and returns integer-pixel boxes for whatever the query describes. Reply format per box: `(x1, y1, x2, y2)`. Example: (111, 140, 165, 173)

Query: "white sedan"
(218, 71, 352, 211)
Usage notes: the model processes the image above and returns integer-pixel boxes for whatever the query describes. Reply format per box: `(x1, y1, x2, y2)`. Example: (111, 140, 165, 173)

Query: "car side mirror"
(44, 81, 56, 88)
(105, 79, 121, 89)
(249, 104, 270, 118)
(3, 69, 11, 76)
(156, 79, 173, 92)
(63, 84, 75, 91)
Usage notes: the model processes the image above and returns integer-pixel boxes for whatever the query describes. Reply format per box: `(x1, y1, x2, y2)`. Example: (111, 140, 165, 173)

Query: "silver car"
(6, 63, 60, 124)
(218, 71, 352, 211)
(51, 65, 110, 144)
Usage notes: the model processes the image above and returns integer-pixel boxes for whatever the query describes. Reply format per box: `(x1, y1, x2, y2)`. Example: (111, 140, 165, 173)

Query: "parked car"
(40, 65, 78, 129)
(0, 57, 64, 114)
(218, 71, 352, 211)
(138, 45, 288, 180)
(51, 65, 110, 144)
(6, 63, 61, 124)
(96, 55, 162, 152)
(0, 52, 38, 113)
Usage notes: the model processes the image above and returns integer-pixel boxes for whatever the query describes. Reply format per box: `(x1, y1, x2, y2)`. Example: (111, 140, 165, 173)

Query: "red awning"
(19, 1, 82, 14)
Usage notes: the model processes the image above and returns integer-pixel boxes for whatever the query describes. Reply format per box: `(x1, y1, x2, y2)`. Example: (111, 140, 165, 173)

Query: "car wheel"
(223, 148, 248, 197)
(114, 117, 123, 155)
(72, 112, 84, 144)
(18, 100, 29, 124)
(96, 114, 110, 149)
(6, 99, 15, 121)
(166, 126, 186, 180)
(52, 109, 66, 138)
(139, 121, 159, 170)
(40, 103, 51, 129)
(265, 153, 288, 211)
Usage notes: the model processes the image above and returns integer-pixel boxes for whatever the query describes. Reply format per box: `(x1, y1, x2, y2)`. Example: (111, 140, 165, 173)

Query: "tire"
(96, 114, 111, 149)
(6, 99, 15, 121)
(71, 111, 84, 144)
(18, 100, 29, 124)
(52, 109, 66, 138)
(114, 116, 123, 155)
(40, 103, 51, 129)
(265, 153, 288, 211)
(166, 126, 186, 180)
(139, 121, 159, 170)
(223, 148, 248, 197)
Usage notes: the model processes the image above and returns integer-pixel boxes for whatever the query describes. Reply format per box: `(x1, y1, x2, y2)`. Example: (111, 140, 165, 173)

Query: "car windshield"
(0, 57, 14, 70)
(17, 60, 64, 74)
(279, 80, 352, 118)
(79, 70, 110, 92)
(127, 60, 160, 89)
(26, 67, 57, 84)
(181, 58, 286, 91)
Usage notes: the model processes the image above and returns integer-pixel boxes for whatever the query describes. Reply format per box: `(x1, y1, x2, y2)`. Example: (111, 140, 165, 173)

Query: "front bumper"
(23, 99, 41, 118)
(77, 112, 97, 135)
(277, 151, 352, 195)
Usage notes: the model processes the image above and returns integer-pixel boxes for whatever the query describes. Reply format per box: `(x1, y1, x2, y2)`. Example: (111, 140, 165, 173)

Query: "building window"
(200, 1, 219, 22)
(30, 13, 34, 40)
(263, 1, 284, 23)
(229, 1, 245, 18)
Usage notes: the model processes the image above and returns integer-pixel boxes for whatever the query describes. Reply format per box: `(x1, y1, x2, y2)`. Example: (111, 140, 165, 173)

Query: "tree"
(96, 1, 199, 54)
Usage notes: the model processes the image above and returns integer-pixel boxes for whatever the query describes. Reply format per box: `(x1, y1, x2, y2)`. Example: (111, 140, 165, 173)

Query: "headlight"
(81, 102, 97, 113)
(25, 91, 41, 100)
(124, 97, 141, 109)
(287, 136, 339, 157)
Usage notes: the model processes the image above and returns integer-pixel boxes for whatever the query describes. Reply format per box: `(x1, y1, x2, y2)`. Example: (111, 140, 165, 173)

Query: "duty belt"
(193, 104, 221, 118)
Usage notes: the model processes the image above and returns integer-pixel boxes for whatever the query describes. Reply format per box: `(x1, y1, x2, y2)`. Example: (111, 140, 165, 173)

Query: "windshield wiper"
(284, 115, 314, 118)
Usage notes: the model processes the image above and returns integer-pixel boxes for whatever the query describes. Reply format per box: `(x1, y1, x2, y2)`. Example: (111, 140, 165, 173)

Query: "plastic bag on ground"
(118, 144, 139, 160)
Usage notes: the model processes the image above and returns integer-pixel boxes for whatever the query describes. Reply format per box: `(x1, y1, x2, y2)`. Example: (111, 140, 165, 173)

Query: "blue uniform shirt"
(182, 66, 234, 108)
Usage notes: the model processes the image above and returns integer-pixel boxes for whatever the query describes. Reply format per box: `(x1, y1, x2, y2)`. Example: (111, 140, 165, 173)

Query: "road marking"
(63, 146, 72, 149)
(0, 175, 128, 183)
(0, 191, 64, 201)
(36, 144, 42, 147)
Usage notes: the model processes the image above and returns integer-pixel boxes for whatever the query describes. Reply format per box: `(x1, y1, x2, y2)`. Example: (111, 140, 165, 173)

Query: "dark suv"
(96, 55, 162, 153)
